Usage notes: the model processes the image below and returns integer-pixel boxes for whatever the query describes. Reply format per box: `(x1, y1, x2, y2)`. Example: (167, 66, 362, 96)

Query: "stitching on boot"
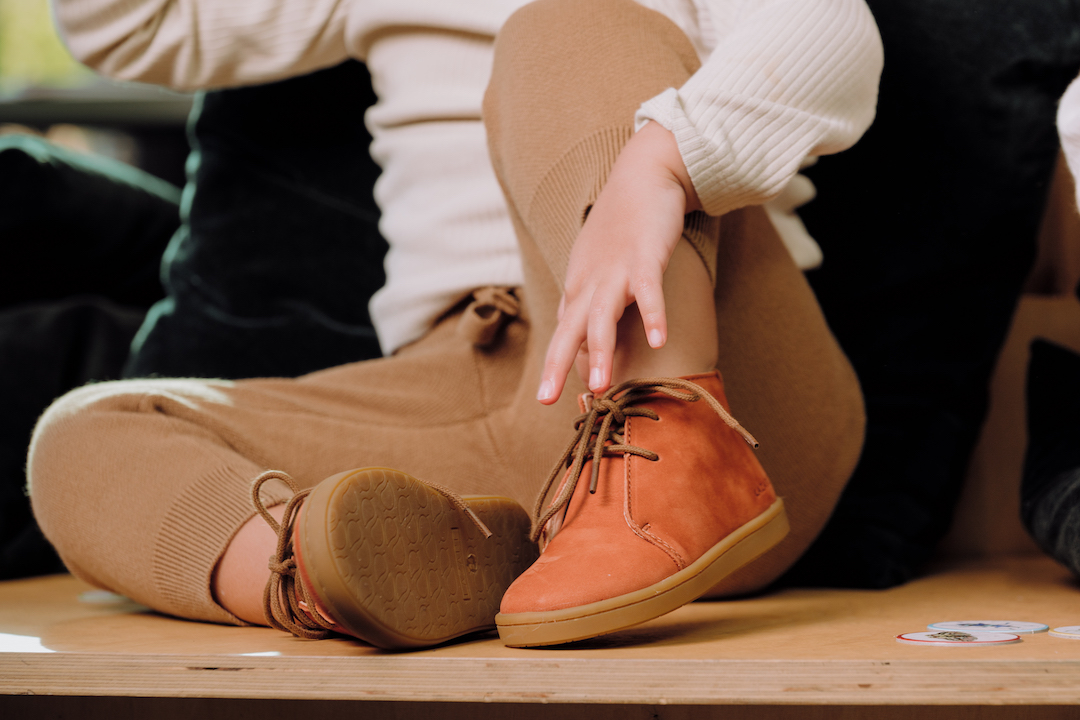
(623, 418, 687, 570)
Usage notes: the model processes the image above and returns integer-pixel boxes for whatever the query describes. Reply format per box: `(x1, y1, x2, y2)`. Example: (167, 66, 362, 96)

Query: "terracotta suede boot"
(252, 467, 537, 649)
(496, 372, 788, 647)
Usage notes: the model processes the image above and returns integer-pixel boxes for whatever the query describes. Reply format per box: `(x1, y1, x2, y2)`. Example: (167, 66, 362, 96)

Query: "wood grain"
(1, 555, 1079, 707)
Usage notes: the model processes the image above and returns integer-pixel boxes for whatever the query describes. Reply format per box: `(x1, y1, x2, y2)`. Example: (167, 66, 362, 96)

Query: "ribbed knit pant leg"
(485, 0, 865, 595)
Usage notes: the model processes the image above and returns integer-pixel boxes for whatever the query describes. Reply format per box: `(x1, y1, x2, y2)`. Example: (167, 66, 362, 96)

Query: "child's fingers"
(633, 272, 667, 349)
(586, 285, 623, 393)
(538, 298, 589, 404)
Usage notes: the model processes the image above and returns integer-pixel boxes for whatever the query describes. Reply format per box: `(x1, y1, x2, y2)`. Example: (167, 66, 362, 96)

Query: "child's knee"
(28, 382, 129, 563)
(26, 379, 232, 544)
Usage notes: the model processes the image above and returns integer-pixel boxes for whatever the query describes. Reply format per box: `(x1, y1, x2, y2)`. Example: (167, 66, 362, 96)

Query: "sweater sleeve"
(50, 0, 353, 91)
(1058, 74, 1080, 213)
(635, 0, 883, 217)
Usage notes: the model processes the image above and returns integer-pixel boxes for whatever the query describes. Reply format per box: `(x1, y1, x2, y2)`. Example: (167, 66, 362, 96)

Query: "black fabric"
(1024, 339, 1080, 501)
(1021, 339, 1080, 576)
(0, 134, 180, 310)
(781, 0, 1080, 588)
(0, 299, 147, 579)
(124, 60, 388, 379)
(0, 135, 181, 579)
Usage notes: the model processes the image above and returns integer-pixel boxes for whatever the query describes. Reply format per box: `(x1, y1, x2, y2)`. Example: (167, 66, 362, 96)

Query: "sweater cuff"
(636, 87, 806, 218)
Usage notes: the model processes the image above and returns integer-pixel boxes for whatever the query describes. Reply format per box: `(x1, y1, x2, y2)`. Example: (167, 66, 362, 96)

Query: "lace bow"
(456, 287, 520, 347)
(251, 471, 335, 639)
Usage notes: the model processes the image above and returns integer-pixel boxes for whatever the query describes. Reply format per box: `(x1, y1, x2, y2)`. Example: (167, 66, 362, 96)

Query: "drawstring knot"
(456, 287, 520, 347)
(251, 471, 334, 639)
(267, 558, 296, 575)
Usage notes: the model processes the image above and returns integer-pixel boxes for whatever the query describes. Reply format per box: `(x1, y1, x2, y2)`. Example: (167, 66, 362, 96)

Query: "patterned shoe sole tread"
(495, 498, 789, 647)
(298, 467, 537, 649)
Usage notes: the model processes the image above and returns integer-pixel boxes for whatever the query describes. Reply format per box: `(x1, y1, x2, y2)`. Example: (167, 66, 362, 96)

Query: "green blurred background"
(0, 0, 92, 98)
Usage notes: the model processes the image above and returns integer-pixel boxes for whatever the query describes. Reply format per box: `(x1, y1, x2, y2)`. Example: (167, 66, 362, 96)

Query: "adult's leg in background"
(0, 134, 180, 579)
(785, 0, 1080, 588)
(125, 60, 388, 380)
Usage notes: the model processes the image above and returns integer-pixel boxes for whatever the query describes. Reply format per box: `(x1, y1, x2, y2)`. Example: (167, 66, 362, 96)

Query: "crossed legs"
(28, 0, 863, 631)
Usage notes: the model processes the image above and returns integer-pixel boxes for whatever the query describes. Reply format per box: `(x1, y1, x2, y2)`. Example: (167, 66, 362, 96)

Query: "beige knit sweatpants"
(28, 0, 864, 626)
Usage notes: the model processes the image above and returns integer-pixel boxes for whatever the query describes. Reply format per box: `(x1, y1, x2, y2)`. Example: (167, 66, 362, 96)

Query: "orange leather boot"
(252, 467, 537, 649)
(496, 372, 788, 647)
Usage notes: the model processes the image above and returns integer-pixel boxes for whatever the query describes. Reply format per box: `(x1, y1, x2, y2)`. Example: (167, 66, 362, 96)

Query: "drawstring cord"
(252, 471, 334, 639)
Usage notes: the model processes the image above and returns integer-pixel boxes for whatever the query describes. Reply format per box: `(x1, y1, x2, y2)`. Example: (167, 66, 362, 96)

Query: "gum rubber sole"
(495, 498, 789, 647)
(295, 467, 537, 649)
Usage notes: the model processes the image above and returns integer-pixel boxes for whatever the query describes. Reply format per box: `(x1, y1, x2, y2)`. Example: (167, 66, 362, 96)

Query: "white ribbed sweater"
(1059, 76, 1080, 212)
(53, 0, 883, 353)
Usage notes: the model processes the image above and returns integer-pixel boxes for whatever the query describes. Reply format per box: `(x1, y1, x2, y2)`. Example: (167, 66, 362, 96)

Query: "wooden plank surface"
(1, 554, 1079, 706)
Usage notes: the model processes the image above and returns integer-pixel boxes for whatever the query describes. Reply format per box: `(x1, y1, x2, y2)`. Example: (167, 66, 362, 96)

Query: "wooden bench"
(5, 163, 1080, 720)
(0, 552, 1078, 718)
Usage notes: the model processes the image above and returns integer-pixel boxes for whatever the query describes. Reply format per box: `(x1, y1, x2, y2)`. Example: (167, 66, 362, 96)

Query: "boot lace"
(251, 471, 334, 639)
(529, 377, 758, 542)
(251, 470, 493, 639)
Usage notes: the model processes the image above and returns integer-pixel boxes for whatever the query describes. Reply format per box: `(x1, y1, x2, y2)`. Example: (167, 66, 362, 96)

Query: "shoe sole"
(295, 467, 537, 649)
(495, 498, 788, 647)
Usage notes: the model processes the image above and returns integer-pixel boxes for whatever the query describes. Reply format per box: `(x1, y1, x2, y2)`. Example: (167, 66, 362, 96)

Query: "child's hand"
(537, 121, 701, 404)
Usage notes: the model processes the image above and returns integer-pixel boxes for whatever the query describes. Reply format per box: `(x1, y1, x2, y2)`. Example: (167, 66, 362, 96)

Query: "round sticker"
(927, 621, 1048, 635)
(1049, 626, 1080, 640)
(896, 631, 1021, 646)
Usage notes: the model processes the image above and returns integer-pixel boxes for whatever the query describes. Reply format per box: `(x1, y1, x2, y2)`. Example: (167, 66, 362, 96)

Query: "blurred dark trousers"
(0, 133, 178, 578)
(783, 0, 1080, 588)
(0, 60, 387, 579)
(124, 60, 386, 379)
